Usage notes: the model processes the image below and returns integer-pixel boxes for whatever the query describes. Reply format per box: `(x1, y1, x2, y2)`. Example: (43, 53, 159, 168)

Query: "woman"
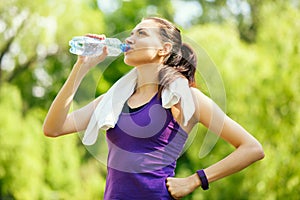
(43, 17, 264, 199)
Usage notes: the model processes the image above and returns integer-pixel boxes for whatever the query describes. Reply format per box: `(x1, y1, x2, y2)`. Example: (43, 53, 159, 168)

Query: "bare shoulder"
(190, 87, 210, 97)
(189, 87, 215, 123)
(190, 87, 213, 106)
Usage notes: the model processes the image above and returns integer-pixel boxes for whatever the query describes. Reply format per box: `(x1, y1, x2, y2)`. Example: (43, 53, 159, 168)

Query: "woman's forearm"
(43, 60, 88, 136)
(166, 143, 263, 199)
(203, 143, 264, 184)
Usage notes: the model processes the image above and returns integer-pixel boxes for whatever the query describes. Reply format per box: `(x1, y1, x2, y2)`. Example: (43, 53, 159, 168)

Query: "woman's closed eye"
(138, 30, 146, 35)
(135, 28, 148, 37)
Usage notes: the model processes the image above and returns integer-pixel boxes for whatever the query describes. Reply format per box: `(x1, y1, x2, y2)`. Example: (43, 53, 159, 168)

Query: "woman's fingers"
(85, 33, 106, 40)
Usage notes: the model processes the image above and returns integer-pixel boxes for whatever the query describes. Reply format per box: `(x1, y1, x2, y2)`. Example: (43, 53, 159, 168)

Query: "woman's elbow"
(43, 125, 60, 138)
(251, 142, 265, 161)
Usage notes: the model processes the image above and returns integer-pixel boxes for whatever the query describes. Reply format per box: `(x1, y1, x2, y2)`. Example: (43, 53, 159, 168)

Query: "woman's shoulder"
(190, 87, 210, 101)
(190, 87, 216, 109)
(189, 87, 216, 122)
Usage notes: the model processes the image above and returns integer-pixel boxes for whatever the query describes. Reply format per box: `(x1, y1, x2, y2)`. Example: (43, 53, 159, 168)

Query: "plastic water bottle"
(69, 36, 130, 56)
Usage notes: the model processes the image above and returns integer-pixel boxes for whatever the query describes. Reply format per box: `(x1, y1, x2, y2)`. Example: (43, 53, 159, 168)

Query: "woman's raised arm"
(43, 45, 108, 137)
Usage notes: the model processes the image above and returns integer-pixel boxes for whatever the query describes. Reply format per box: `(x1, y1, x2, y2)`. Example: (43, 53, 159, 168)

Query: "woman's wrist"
(190, 173, 201, 189)
(196, 169, 209, 190)
(74, 59, 90, 75)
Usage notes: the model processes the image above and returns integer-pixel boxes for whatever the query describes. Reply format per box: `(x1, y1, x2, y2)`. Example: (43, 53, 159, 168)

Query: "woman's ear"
(158, 42, 172, 56)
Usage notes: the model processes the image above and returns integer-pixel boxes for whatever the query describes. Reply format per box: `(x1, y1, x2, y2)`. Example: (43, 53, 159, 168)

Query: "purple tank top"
(104, 94, 188, 200)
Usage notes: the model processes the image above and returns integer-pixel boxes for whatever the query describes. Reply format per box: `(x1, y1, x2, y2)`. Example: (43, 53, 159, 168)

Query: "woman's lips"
(124, 48, 133, 55)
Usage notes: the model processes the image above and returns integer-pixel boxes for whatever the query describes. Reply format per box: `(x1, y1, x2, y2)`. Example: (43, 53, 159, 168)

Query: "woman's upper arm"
(60, 94, 104, 135)
(191, 88, 261, 148)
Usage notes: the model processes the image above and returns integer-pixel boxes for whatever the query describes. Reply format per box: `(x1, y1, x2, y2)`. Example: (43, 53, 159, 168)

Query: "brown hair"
(143, 17, 197, 94)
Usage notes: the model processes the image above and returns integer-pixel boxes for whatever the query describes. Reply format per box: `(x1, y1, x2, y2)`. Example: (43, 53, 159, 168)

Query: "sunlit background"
(0, 0, 299, 199)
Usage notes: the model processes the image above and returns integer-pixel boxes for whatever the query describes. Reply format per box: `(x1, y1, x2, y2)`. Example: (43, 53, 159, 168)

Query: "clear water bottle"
(69, 36, 130, 56)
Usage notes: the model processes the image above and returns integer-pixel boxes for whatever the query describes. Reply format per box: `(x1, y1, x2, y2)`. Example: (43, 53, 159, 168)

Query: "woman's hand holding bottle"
(75, 34, 109, 74)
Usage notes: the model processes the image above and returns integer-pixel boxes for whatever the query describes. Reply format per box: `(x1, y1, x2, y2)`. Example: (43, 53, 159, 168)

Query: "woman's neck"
(135, 63, 160, 95)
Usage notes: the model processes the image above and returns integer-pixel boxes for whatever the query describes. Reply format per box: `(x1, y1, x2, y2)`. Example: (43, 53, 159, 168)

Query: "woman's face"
(124, 19, 165, 67)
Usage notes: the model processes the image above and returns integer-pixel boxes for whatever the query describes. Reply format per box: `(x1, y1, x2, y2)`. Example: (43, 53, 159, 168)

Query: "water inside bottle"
(69, 36, 130, 56)
(69, 37, 101, 56)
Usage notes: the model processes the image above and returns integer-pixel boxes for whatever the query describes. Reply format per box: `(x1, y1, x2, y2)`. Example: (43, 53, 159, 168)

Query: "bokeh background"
(0, 0, 299, 199)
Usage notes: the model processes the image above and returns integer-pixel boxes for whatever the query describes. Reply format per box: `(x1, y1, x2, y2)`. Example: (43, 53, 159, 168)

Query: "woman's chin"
(124, 56, 135, 66)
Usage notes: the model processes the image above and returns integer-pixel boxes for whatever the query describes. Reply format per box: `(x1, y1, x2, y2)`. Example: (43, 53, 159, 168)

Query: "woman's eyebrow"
(131, 28, 148, 35)
(137, 28, 145, 32)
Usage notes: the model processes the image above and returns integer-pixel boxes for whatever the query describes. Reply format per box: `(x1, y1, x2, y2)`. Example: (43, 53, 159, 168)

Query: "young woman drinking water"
(43, 17, 264, 199)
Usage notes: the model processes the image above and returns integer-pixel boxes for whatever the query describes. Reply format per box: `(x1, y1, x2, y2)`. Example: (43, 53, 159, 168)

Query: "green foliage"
(0, 84, 44, 199)
(0, 83, 107, 199)
(1, 0, 299, 199)
(0, 0, 105, 110)
(178, 2, 300, 199)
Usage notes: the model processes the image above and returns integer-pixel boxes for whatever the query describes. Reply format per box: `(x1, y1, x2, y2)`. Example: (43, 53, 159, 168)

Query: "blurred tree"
(1, 0, 299, 199)
(0, 84, 78, 199)
(97, 0, 174, 35)
(0, 0, 104, 111)
(0, 83, 107, 199)
(196, 0, 299, 42)
(0, 0, 108, 199)
(176, 1, 300, 199)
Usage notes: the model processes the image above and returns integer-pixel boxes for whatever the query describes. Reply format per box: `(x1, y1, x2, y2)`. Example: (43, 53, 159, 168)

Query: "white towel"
(82, 68, 195, 145)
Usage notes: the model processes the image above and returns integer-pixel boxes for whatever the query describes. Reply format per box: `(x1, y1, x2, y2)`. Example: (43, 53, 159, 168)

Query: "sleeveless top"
(104, 94, 188, 200)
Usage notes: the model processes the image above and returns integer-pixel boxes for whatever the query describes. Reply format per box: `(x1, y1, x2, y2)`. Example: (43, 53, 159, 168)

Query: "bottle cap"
(120, 44, 131, 52)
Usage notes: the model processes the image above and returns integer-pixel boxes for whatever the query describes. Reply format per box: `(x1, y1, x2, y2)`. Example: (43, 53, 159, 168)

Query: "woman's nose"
(125, 36, 134, 45)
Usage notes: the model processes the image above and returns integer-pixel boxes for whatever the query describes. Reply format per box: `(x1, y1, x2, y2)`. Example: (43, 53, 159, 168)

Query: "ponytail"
(176, 43, 197, 86)
(158, 43, 197, 96)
